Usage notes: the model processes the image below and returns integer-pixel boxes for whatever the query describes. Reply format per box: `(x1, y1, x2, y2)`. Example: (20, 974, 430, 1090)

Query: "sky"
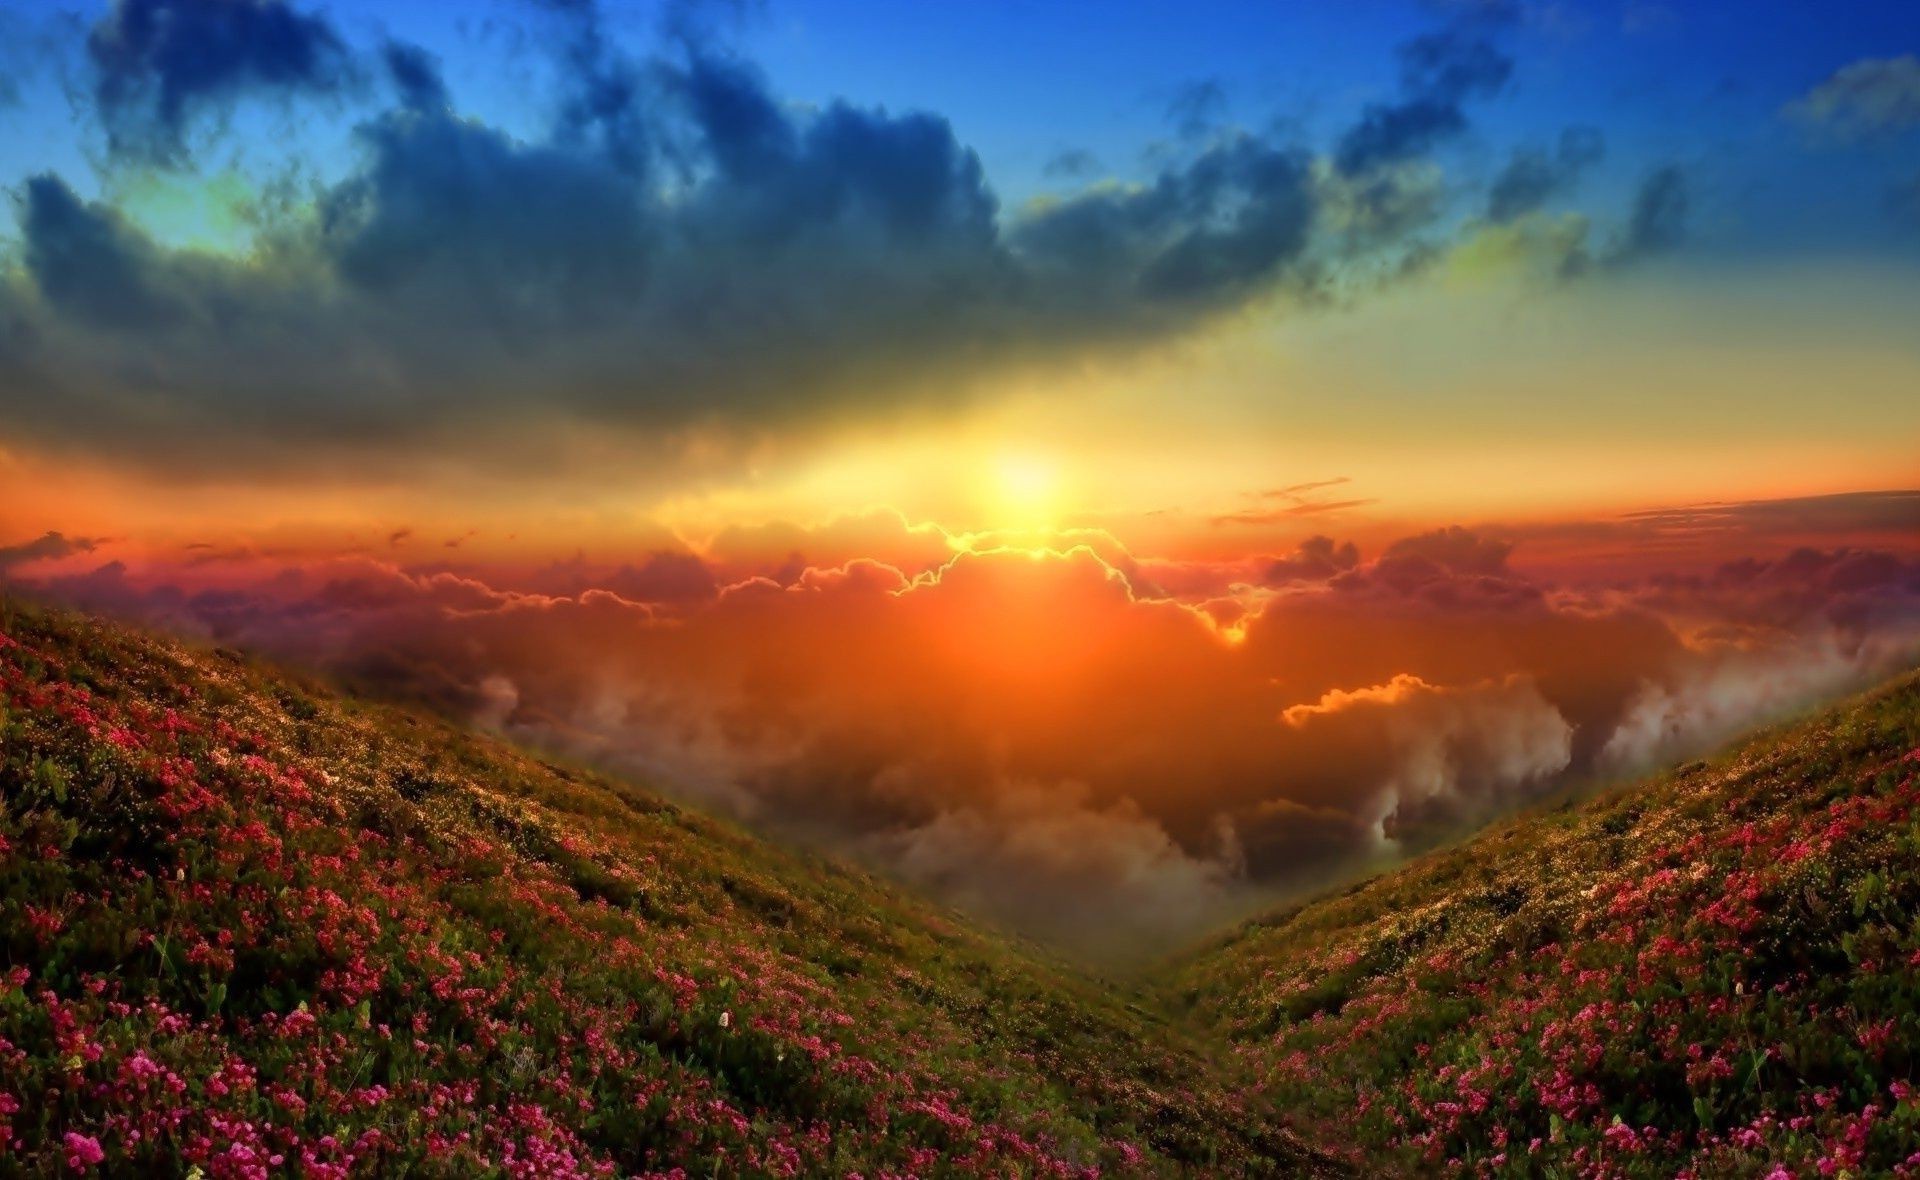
(2, 0, 1919, 954)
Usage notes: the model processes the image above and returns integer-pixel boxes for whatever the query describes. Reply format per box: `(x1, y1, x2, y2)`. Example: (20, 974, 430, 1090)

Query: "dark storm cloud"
(1335, 22, 1514, 174)
(88, 0, 352, 162)
(1486, 126, 1604, 222)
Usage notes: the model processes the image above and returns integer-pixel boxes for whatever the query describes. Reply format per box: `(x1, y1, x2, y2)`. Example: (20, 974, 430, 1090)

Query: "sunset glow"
(0, 0, 1916, 956)
(9, 3, 1920, 1175)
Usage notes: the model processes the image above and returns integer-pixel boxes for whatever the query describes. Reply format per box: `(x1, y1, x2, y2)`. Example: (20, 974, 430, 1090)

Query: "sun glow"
(987, 452, 1063, 530)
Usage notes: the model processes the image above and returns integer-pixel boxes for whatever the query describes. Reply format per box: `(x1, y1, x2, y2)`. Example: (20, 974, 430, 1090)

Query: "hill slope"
(1171, 669, 1920, 1176)
(9, 598, 1920, 1179)
(0, 601, 1332, 1177)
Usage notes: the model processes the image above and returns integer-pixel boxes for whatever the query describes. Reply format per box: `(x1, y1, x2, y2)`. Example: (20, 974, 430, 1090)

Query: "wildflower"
(62, 1132, 105, 1171)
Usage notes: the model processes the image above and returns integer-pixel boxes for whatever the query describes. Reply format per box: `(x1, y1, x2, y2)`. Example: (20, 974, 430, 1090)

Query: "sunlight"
(987, 451, 1062, 530)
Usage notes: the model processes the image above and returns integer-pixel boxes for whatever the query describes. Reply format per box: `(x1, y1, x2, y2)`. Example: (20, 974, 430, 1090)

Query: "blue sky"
(4, 0, 1917, 256)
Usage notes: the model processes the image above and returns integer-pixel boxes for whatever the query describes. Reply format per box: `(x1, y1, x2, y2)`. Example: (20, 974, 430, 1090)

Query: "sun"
(987, 451, 1062, 530)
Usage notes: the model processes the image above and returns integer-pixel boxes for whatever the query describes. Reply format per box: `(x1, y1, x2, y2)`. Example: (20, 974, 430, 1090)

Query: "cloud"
(1444, 209, 1594, 281)
(1316, 13, 1522, 273)
(1615, 164, 1689, 260)
(1486, 125, 1604, 222)
(12, 518, 1918, 952)
(1600, 635, 1873, 772)
(1380, 524, 1514, 575)
(1262, 535, 1361, 585)
(1281, 673, 1574, 846)
(704, 509, 956, 579)
(1446, 158, 1687, 283)
(1211, 500, 1375, 526)
(1164, 78, 1228, 139)
(1042, 148, 1099, 179)
(0, 37, 1323, 476)
(1889, 172, 1920, 229)
(1211, 478, 1377, 525)
(528, 0, 654, 174)
(1617, 490, 1920, 539)
(1788, 55, 1920, 138)
(18, 175, 186, 330)
(0, 531, 104, 571)
(1335, 22, 1514, 174)
(87, 0, 353, 162)
(864, 782, 1245, 956)
(1267, 477, 1352, 498)
(381, 41, 448, 113)
(0, 2, 1705, 477)
(601, 550, 719, 604)
(1011, 132, 1316, 315)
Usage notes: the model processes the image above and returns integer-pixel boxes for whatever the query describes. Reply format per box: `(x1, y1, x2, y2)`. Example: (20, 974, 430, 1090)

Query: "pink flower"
(63, 1132, 105, 1171)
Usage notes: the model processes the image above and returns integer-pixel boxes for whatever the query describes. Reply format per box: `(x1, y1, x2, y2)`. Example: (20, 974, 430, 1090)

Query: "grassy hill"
(1170, 669, 1920, 1176)
(0, 600, 1334, 1177)
(7, 597, 1920, 1178)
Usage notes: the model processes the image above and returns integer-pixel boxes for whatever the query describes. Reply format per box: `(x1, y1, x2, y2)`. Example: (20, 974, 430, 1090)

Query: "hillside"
(1171, 669, 1920, 1176)
(0, 600, 1334, 1177)
(9, 598, 1920, 1179)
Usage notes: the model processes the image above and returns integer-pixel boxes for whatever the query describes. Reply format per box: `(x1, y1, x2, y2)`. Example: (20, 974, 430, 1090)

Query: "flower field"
(1172, 666, 1920, 1176)
(0, 600, 1333, 1177)
(7, 595, 1920, 1178)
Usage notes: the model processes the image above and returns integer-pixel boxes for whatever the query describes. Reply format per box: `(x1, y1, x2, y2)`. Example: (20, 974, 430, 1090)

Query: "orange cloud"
(5, 512, 1916, 954)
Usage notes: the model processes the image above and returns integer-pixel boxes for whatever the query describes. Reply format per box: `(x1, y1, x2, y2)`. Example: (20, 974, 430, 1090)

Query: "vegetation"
(0, 600, 1330, 1177)
(1172, 667, 1920, 1177)
(8, 596, 1920, 1177)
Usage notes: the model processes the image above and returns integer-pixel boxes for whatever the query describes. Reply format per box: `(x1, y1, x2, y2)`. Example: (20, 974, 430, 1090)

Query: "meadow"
(1173, 666, 1920, 1176)
(0, 600, 1330, 1177)
(5, 595, 1920, 1176)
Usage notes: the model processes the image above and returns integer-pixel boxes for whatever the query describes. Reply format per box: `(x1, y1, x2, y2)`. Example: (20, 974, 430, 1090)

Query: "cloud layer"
(8, 505, 1915, 956)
